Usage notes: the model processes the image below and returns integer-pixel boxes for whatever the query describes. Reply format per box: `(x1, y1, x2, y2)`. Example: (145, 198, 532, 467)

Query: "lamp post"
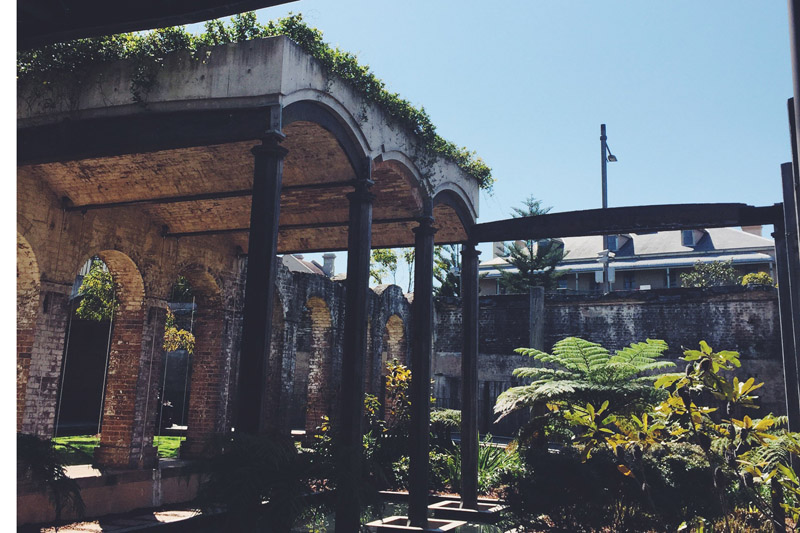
(600, 124, 618, 293)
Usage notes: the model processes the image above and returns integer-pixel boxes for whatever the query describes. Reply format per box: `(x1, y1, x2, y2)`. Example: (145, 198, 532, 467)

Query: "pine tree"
(498, 196, 567, 293)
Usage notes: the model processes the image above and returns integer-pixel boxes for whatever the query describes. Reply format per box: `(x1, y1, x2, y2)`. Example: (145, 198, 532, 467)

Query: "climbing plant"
(74, 259, 117, 321)
(18, 12, 493, 190)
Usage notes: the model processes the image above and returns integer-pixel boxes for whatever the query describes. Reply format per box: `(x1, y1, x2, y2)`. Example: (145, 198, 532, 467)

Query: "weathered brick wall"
(432, 286, 786, 434)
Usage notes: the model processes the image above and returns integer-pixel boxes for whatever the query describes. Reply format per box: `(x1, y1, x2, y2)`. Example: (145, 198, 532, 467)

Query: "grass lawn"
(53, 435, 185, 465)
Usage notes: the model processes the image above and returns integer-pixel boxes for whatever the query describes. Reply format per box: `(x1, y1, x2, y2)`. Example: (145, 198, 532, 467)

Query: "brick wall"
(432, 285, 786, 435)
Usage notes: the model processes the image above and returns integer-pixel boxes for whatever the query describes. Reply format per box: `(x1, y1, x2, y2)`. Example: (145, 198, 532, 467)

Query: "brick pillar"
(182, 304, 226, 458)
(17, 233, 40, 433)
(22, 286, 71, 438)
(94, 296, 158, 469)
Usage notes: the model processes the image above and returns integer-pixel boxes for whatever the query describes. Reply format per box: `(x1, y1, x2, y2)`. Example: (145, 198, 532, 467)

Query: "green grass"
(52, 435, 185, 465)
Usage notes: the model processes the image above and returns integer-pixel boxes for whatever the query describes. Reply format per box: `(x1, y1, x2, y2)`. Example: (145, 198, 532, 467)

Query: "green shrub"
(741, 271, 774, 286)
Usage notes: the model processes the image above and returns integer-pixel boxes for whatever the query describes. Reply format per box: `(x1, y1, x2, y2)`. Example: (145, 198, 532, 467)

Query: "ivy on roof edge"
(17, 13, 494, 191)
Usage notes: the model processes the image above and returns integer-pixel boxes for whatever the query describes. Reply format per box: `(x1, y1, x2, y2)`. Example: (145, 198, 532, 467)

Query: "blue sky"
(229, 1, 794, 280)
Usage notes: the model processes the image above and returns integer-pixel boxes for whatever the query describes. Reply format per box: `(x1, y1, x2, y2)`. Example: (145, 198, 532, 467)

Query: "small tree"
(75, 258, 117, 321)
(498, 196, 567, 293)
(680, 260, 741, 288)
(433, 244, 461, 298)
(370, 248, 398, 284)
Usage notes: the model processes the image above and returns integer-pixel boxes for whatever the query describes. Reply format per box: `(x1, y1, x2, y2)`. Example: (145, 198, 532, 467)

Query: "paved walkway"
(38, 508, 203, 532)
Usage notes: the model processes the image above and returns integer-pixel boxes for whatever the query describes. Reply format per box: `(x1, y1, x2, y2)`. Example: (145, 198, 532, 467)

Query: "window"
(623, 272, 635, 290)
(667, 270, 680, 288)
(607, 235, 618, 252)
(682, 230, 695, 246)
(558, 279, 568, 290)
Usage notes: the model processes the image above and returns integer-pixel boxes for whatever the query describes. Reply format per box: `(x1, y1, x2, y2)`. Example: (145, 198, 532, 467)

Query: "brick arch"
(88, 249, 154, 468)
(304, 296, 333, 435)
(17, 232, 41, 432)
(382, 314, 407, 369)
(175, 267, 226, 458)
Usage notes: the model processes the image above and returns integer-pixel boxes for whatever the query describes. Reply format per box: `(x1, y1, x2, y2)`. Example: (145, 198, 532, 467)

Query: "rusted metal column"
(460, 242, 480, 509)
(774, 218, 800, 433)
(334, 159, 374, 533)
(409, 216, 436, 528)
(237, 120, 286, 435)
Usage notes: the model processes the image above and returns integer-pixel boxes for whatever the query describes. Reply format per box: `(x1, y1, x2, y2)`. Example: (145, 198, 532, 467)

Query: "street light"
(600, 124, 618, 293)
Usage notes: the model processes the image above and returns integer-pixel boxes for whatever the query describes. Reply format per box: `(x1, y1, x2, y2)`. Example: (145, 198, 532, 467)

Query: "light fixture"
(606, 144, 618, 162)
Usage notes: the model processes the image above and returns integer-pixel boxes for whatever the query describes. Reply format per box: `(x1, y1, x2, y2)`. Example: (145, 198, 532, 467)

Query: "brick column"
(181, 305, 225, 458)
(22, 286, 71, 438)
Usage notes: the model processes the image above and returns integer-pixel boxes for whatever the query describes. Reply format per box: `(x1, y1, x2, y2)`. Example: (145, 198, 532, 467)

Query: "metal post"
(774, 218, 800, 432)
(788, 2, 800, 183)
(334, 160, 374, 533)
(782, 163, 800, 398)
(600, 124, 610, 293)
(460, 243, 480, 509)
(237, 125, 286, 434)
(408, 216, 436, 528)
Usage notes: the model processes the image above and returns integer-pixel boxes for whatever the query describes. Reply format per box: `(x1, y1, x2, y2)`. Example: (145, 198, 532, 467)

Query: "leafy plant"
(162, 308, 195, 354)
(370, 248, 398, 285)
(74, 258, 117, 321)
(742, 272, 774, 287)
(680, 260, 741, 288)
(495, 337, 674, 426)
(18, 433, 85, 522)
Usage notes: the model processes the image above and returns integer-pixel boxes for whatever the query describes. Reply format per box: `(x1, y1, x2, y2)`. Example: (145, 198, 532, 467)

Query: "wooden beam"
(66, 189, 254, 212)
(471, 203, 782, 243)
(164, 216, 420, 238)
(65, 181, 357, 212)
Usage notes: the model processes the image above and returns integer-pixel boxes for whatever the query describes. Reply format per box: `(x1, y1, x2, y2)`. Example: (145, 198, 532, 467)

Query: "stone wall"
(431, 285, 786, 435)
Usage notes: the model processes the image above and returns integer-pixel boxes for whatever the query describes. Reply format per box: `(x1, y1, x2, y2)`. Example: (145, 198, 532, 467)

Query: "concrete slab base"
(428, 500, 506, 523)
(364, 516, 466, 532)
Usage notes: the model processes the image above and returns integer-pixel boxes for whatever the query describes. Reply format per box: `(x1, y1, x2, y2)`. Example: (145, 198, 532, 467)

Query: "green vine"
(18, 12, 494, 190)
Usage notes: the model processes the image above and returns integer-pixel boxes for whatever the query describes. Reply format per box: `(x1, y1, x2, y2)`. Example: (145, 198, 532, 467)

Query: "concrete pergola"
(18, 36, 482, 531)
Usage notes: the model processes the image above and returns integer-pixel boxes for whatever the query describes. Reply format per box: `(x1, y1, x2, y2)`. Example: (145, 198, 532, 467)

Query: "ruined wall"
(432, 286, 786, 434)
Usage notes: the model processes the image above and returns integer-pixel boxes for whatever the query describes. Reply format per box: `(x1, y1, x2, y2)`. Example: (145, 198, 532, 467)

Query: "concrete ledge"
(18, 460, 203, 526)
(365, 516, 466, 532)
(428, 499, 506, 523)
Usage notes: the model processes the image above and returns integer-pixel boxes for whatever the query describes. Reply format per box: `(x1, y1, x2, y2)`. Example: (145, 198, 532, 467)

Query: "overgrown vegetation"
(496, 337, 800, 531)
(74, 259, 117, 321)
(742, 271, 774, 287)
(680, 260, 742, 288)
(18, 12, 493, 190)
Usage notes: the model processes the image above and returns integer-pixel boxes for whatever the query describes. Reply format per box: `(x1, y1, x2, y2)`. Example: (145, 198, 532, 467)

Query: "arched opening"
(303, 297, 332, 436)
(172, 268, 227, 459)
(55, 257, 116, 438)
(156, 276, 196, 454)
(17, 233, 40, 433)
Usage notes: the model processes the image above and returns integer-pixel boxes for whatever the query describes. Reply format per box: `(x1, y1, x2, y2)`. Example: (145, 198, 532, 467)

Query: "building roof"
(282, 254, 325, 276)
(481, 227, 775, 277)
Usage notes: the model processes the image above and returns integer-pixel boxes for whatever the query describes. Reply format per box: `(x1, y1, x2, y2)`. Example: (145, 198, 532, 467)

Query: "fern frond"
(512, 367, 575, 380)
(547, 337, 610, 374)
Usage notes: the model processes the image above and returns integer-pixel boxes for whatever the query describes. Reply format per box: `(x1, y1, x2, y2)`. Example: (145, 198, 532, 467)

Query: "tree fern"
(496, 337, 674, 423)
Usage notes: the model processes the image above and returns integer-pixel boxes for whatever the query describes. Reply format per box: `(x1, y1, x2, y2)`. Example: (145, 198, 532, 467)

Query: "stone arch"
(87, 249, 154, 468)
(17, 232, 41, 432)
(176, 266, 226, 458)
(304, 296, 333, 435)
